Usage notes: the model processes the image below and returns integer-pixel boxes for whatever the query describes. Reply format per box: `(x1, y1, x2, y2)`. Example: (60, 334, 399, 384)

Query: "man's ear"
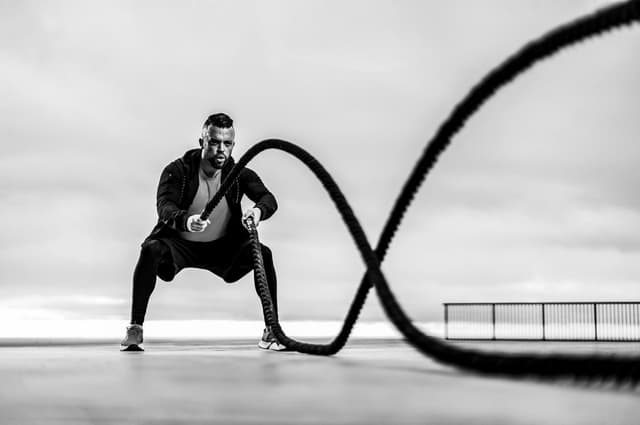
(198, 138, 203, 147)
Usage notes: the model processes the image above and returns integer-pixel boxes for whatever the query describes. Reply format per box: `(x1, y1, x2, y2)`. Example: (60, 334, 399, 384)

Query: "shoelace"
(127, 326, 141, 338)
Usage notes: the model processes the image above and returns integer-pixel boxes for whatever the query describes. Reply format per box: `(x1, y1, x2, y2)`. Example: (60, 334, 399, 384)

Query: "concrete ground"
(0, 338, 639, 425)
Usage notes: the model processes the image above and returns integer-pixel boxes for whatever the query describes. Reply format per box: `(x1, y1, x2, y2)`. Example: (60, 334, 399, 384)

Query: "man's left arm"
(240, 168, 277, 226)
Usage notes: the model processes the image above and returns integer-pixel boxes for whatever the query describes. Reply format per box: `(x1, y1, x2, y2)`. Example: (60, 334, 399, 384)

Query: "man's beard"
(207, 155, 226, 169)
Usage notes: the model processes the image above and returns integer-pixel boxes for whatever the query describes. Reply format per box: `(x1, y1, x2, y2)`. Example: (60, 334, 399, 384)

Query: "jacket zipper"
(178, 172, 186, 206)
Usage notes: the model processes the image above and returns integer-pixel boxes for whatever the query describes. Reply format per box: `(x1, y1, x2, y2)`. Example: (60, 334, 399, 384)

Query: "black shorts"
(150, 234, 260, 283)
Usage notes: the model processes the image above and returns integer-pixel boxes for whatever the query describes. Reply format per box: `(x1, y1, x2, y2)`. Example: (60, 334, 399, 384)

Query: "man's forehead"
(203, 125, 235, 140)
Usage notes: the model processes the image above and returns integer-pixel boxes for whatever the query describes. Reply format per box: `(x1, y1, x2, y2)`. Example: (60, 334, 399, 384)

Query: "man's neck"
(200, 162, 221, 178)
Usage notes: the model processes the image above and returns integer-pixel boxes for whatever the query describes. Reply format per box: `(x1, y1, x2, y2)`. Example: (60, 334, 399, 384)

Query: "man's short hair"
(203, 113, 233, 129)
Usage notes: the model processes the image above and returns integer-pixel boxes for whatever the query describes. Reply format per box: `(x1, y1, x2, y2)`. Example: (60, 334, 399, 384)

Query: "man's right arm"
(156, 162, 189, 232)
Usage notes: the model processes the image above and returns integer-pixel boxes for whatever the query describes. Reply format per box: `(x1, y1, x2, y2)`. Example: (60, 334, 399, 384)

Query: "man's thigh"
(153, 236, 228, 281)
(219, 239, 273, 283)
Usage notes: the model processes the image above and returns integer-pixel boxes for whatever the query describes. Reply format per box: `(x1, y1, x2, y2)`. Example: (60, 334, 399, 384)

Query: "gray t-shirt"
(180, 168, 231, 242)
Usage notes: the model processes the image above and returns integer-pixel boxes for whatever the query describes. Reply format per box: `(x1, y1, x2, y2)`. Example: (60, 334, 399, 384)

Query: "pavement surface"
(0, 338, 639, 424)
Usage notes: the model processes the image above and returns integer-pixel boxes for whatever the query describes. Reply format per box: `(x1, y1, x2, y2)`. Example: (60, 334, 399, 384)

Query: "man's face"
(201, 125, 235, 169)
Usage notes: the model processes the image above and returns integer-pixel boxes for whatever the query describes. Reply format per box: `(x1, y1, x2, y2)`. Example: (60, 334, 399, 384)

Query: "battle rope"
(202, 0, 640, 383)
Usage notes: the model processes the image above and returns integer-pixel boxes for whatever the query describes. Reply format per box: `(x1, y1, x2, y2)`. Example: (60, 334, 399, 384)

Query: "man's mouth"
(207, 155, 226, 167)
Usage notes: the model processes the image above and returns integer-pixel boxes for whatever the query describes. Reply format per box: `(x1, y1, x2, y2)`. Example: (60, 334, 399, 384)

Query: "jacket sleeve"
(241, 168, 278, 221)
(156, 162, 189, 232)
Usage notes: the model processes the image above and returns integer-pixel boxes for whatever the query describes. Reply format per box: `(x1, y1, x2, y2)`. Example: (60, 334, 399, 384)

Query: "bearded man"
(120, 113, 284, 351)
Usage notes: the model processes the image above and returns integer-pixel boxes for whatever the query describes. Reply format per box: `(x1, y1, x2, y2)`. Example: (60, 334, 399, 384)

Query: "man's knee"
(140, 239, 167, 260)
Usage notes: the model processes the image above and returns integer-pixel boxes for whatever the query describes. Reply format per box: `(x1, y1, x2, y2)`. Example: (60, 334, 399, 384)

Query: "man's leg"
(256, 244, 279, 322)
(251, 244, 288, 350)
(130, 239, 171, 325)
(222, 241, 279, 325)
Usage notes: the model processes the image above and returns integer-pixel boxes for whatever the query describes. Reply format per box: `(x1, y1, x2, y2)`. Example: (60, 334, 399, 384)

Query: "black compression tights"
(130, 240, 167, 326)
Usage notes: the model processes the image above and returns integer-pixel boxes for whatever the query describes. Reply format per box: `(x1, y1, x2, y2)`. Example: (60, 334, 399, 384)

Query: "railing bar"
(544, 304, 548, 340)
(635, 304, 639, 340)
(625, 304, 630, 341)
(593, 302, 598, 341)
(444, 304, 449, 340)
(579, 304, 584, 340)
(622, 304, 626, 341)
(560, 304, 565, 340)
(491, 304, 496, 340)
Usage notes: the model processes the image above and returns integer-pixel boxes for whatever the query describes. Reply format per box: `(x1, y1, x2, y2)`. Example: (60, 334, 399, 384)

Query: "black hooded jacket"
(145, 148, 277, 242)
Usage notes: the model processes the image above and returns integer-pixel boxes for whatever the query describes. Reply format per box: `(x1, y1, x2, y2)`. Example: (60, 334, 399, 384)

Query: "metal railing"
(443, 302, 640, 341)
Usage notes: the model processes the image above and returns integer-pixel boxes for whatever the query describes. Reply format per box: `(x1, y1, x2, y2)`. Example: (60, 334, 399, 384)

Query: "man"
(121, 113, 285, 351)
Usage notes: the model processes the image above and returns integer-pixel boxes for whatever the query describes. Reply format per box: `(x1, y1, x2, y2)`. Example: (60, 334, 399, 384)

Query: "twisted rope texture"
(202, 0, 640, 383)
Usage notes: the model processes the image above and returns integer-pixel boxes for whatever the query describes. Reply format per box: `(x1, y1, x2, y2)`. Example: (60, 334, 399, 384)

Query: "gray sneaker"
(120, 324, 144, 351)
(258, 326, 287, 351)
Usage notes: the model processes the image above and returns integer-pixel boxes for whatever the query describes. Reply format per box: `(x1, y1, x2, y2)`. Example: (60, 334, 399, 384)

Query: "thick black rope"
(202, 0, 640, 382)
(214, 141, 371, 356)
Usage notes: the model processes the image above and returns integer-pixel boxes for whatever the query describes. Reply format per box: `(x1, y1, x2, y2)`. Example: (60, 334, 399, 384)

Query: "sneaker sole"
(257, 341, 272, 350)
(258, 341, 288, 351)
(120, 344, 144, 352)
(269, 344, 289, 352)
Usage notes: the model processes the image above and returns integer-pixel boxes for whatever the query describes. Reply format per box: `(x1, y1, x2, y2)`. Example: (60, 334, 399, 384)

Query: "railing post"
(541, 303, 546, 341)
(444, 304, 449, 340)
(492, 303, 496, 340)
(593, 303, 598, 341)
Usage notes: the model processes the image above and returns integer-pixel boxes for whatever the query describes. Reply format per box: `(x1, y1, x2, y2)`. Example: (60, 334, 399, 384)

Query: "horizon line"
(0, 319, 445, 340)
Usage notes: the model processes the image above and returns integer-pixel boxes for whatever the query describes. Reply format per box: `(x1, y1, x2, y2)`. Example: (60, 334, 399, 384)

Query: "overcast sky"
(1, 0, 639, 325)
